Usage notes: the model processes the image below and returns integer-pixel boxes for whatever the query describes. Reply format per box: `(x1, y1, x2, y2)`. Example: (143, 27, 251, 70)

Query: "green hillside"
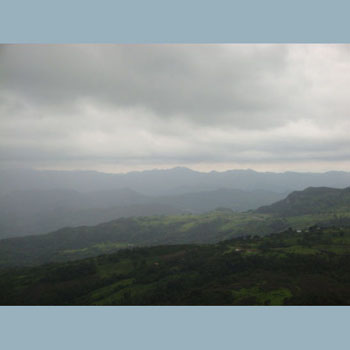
(1, 226, 350, 305)
(0, 211, 285, 267)
(1, 186, 350, 305)
(256, 187, 350, 216)
(3, 186, 350, 268)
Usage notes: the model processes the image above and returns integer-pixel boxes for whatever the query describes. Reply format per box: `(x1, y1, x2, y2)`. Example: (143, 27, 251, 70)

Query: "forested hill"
(0, 212, 286, 268)
(256, 187, 350, 216)
(1, 226, 350, 305)
(3, 185, 350, 268)
(2, 185, 350, 305)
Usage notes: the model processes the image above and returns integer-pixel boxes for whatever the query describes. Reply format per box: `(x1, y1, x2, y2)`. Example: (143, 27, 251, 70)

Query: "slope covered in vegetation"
(256, 187, 350, 216)
(3, 186, 350, 268)
(1, 226, 350, 305)
(0, 211, 284, 267)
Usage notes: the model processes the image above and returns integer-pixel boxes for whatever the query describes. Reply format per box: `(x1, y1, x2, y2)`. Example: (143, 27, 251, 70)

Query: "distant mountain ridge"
(1, 166, 350, 239)
(1, 167, 350, 195)
(256, 186, 350, 216)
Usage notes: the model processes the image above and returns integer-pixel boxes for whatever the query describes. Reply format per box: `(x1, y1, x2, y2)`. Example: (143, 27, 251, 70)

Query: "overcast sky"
(1, 44, 350, 173)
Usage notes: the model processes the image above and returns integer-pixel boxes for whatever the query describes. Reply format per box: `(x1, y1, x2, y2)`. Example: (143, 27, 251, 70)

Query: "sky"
(1, 44, 350, 173)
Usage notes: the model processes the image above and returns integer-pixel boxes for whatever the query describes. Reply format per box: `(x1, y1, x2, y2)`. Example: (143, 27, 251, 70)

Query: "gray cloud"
(1, 44, 350, 172)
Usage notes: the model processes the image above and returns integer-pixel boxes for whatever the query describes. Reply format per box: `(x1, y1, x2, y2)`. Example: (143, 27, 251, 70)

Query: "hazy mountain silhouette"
(1, 167, 350, 238)
(1, 167, 350, 195)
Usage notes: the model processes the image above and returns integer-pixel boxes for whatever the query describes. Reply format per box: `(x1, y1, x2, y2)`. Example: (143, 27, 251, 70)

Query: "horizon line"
(1, 166, 349, 176)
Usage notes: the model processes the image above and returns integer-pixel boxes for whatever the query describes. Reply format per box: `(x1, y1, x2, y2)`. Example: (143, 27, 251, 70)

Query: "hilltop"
(256, 187, 350, 216)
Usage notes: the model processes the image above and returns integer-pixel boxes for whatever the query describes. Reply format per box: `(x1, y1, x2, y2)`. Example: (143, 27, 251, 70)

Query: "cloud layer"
(1, 44, 350, 172)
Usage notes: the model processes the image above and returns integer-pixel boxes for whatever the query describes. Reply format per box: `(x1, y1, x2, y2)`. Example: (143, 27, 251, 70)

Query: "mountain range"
(1, 167, 350, 239)
(1, 167, 350, 195)
(2, 185, 350, 268)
